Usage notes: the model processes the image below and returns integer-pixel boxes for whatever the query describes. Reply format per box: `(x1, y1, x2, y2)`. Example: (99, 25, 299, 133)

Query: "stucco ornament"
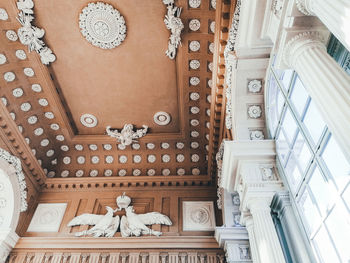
(106, 124, 148, 147)
(215, 140, 226, 209)
(247, 105, 262, 119)
(67, 193, 172, 237)
(0, 148, 27, 212)
(0, 8, 8, 21)
(16, 0, 56, 65)
(163, 0, 184, 59)
(153, 112, 171, 126)
(79, 2, 126, 49)
(247, 79, 262, 93)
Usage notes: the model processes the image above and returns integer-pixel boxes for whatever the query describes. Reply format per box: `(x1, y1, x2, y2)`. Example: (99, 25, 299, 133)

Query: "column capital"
(283, 31, 327, 68)
(295, 0, 314, 16)
(246, 196, 272, 213)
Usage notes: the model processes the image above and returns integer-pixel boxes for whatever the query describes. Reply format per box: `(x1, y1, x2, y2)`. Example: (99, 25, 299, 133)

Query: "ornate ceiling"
(0, 0, 218, 179)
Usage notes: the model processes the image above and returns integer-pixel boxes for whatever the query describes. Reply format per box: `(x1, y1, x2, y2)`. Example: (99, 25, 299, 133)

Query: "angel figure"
(67, 206, 120, 237)
(120, 206, 172, 237)
(106, 124, 148, 147)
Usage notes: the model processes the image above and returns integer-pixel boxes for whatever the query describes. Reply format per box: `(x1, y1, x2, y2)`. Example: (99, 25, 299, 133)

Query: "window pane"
(303, 101, 326, 146)
(342, 184, 350, 210)
(309, 166, 337, 216)
(290, 76, 309, 117)
(277, 130, 289, 164)
(279, 69, 294, 91)
(322, 135, 350, 189)
(267, 74, 285, 137)
(299, 188, 322, 235)
(325, 202, 350, 262)
(281, 109, 298, 144)
(293, 132, 312, 173)
(285, 153, 303, 192)
(313, 227, 340, 263)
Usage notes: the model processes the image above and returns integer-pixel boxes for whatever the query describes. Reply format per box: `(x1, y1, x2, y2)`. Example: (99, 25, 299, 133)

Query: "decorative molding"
(106, 124, 148, 147)
(153, 112, 171, 126)
(247, 105, 262, 119)
(27, 203, 67, 232)
(271, 0, 283, 16)
(283, 31, 326, 68)
(163, 0, 184, 59)
(183, 201, 216, 231)
(247, 79, 262, 93)
(249, 130, 264, 140)
(260, 165, 277, 181)
(0, 148, 27, 212)
(79, 2, 126, 49)
(16, 0, 56, 65)
(215, 140, 226, 210)
(80, 114, 98, 128)
(67, 193, 172, 237)
(224, 0, 241, 62)
(295, 0, 313, 16)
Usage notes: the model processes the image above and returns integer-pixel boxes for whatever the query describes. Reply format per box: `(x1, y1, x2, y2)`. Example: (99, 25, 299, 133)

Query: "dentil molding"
(16, 0, 56, 65)
(79, 2, 126, 49)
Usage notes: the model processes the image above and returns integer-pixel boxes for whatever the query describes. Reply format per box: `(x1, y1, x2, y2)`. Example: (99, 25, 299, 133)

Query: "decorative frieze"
(79, 2, 126, 49)
(163, 0, 184, 59)
(16, 0, 56, 64)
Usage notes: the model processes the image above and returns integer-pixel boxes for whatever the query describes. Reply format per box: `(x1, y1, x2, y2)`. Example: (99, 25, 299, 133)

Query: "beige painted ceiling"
(0, 0, 216, 178)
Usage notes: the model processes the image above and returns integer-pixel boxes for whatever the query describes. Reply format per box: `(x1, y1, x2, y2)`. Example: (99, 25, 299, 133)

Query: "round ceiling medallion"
(80, 113, 98, 128)
(153, 112, 171, 126)
(79, 2, 126, 49)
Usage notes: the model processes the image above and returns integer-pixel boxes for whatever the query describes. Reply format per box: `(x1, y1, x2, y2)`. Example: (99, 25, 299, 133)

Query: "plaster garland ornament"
(0, 8, 8, 20)
(67, 193, 172, 237)
(79, 2, 126, 49)
(0, 148, 27, 212)
(16, 0, 56, 64)
(153, 112, 171, 126)
(215, 140, 226, 209)
(163, 0, 184, 59)
(106, 124, 148, 147)
(247, 79, 262, 93)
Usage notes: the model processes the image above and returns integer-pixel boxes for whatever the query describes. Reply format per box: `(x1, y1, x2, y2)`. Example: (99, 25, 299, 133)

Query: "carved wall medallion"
(27, 203, 67, 232)
(183, 201, 215, 231)
(79, 2, 126, 49)
(247, 105, 262, 119)
(247, 79, 262, 93)
(163, 0, 184, 59)
(80, 113, 98, 128)
(153, 112, 171, 126)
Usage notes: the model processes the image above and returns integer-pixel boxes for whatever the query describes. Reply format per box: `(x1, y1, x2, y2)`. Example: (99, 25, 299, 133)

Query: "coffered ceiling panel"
(0, 0, 216, 179)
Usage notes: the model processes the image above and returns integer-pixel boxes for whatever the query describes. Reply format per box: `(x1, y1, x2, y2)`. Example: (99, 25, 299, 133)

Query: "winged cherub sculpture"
(67, 193, 172, 237)
(67, 206, 120, 237)
(106, 124, 148, 147)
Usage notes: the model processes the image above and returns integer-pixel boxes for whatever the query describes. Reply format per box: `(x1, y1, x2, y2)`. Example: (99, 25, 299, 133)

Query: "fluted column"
(271, 192, 315, 263)
(248, 199, 286, 263)
(244, 217, 260, 263)
(284, 32, 350, 159)
(296, 0, 350, 51)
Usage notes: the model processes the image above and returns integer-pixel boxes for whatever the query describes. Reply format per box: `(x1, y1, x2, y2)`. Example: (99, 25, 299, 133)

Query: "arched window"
(266, 61, 350, 263)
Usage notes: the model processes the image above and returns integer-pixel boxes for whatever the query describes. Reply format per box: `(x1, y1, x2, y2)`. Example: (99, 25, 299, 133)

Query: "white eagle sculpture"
(106, 124, 148, 147)
(67, 193, 172, 237)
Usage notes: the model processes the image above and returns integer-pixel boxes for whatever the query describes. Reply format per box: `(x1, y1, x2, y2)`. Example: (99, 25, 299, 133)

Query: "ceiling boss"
(79, 2, 126, 49)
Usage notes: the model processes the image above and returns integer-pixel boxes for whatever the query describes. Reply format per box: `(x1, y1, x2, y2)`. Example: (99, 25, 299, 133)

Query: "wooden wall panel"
(20, 187, 220, 237)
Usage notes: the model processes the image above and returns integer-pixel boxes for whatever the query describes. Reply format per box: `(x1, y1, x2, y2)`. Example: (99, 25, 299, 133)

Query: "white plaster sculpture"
(67, 206, 120, 237)
(67, 193, 172, 237)
(163, 0, 184, 59)
(106, 124, 148, 147)
(16, 0, 56, 65)
(120, 206, 172, 237)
